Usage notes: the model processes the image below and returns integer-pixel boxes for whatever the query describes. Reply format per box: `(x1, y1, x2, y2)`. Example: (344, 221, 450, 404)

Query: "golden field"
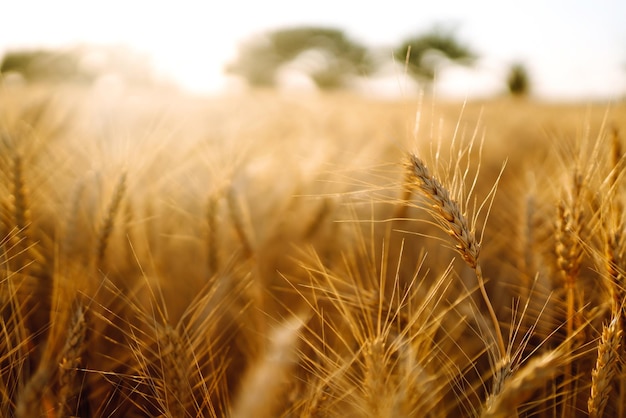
(0, 84, 625, 417)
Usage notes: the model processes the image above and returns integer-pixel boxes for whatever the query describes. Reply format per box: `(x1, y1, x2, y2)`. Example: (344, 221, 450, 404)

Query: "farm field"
(1, 84, 626, 417)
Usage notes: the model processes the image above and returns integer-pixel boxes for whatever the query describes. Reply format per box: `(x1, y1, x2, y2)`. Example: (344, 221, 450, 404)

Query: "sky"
(1, 0, 625, 100)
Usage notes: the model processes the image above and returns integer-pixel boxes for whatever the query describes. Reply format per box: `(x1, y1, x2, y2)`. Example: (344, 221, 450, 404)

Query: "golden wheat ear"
(588, 313, 621, 418)
(3, 151, 54, 366)
(95, 171, 127, 270)
(15, 364, 53, 418)
(554, 169, 589, 417)
(54, 302, 88, 416)
(482, 344, 569, 418)
(226, 186, 254, 258)
(10, 154, 30, 243)
(230, 314, 305, 418)
(406, 153, 506, 360)
(154, 323, 193, 418)
(4, 152, 37, 271)
(206, 191, 220, 275)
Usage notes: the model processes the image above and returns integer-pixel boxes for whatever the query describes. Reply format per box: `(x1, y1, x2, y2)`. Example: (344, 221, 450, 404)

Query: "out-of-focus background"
(1, 0, 625, 101)
(2, 2, 626, 417)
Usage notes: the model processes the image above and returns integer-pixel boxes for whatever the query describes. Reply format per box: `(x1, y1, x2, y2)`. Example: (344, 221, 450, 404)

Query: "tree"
(394, 27, 476, 86)
(0, 49, 92, 83)
(0, 46, 154, 86)
(226, 27, 375, 89)
(506, 63, 531, 97)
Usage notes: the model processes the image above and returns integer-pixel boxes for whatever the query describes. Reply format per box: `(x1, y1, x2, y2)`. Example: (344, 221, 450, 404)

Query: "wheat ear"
(157, 323, 191, 418)
(206, 192, 219, 274)
(8, 152, 45, 273)
(606, 126, 626, 418)
(408, 154, 505, 359)
(361, 336, 388, 416)
(482, 346, 566, 418)
(15, 363, 52, 418)
(609, 126, 623, 191)
(11, 154, 30, 241)
(96, 171, 127, 269)
(555, 199, 584, 329)
(231, 315, 304, 418)
(226, 187, 253, 257)
(588, 314, 621, 418)
(555, 171, 585, 417)
(605, 126, 625, 316)
(57, 303, 87, 416)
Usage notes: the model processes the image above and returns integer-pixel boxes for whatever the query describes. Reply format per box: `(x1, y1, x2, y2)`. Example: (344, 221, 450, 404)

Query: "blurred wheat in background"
(0, 81, 623, 417)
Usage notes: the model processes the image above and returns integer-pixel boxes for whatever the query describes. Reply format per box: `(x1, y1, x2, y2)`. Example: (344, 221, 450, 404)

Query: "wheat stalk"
(609, 127, 623, 192)
(393, 168, 415, 220)
(303, 197, 332, 239)
(518, 192, 538, 297)
(604, 227, 624, 313)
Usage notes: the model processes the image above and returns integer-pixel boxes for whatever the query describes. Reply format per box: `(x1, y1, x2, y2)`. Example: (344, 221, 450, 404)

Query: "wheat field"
(0, 84, 625, 417)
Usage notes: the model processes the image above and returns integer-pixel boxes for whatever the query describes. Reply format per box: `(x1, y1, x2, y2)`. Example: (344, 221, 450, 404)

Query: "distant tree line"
(392, 27, 476, 83)
(225, 27, 375, 89)
(226, 26, 477, 90)
(1, 26, 533, 96)
(1, 49, 93, 83)
(0, 46, 154, 86)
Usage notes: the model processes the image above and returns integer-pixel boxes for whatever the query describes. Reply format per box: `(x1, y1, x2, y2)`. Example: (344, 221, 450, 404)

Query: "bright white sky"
(1, 0, 625, 100)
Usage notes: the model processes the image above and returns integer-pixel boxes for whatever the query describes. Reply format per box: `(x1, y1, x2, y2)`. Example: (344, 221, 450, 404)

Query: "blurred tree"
(506, 63, 531, 97)
(394, 27, 476, 86)
(0, 49, 92, 83)
(226, 27, 375, 89)
(1, 46, 154, 86)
